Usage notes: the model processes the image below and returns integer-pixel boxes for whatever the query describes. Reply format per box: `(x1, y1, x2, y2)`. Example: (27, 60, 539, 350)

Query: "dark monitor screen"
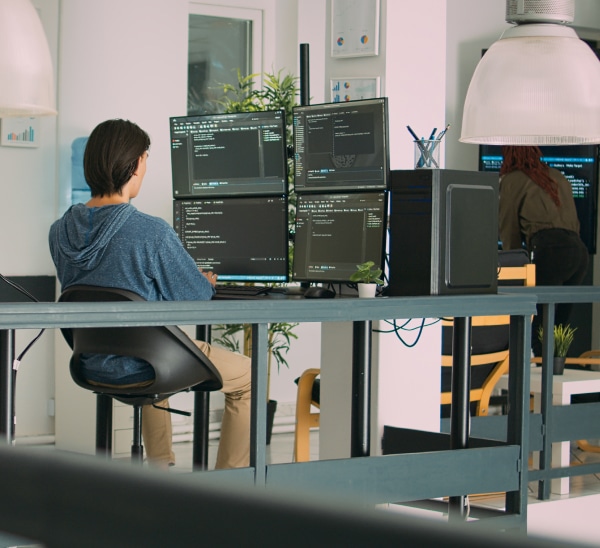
(292, 191, 387, 283)
(173, 196, 289, 283)
(170, 110, 288, 198)
(479, 145, 599, 254)
(293, 98, 390, 193)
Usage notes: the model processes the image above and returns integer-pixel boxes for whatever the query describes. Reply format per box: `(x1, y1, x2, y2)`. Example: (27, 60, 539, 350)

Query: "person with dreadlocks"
(499, 145, 588, 355)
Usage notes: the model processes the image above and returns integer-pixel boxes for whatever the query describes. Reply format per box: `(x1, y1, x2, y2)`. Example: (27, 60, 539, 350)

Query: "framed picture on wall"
(1, 117, 40, 147)
(331, 0, 380, 58)
(330, 77, 380, 102)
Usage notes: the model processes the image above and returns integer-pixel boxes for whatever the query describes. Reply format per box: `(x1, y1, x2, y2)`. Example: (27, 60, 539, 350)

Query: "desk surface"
(499, 367, 600, 398)
(529, 367, 600, 397)
(0, 293, 536, 329)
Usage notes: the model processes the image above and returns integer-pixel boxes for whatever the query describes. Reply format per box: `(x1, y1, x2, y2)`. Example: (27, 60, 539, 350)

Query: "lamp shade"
(0, 0, 56, 117)
(460, 24, 600, 145)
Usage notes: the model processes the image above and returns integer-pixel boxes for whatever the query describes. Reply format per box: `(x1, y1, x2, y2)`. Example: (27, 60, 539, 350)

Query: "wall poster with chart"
(330, 77, 380, 102)
(331, 0, 380, 58)
(1, 117, 40, 147)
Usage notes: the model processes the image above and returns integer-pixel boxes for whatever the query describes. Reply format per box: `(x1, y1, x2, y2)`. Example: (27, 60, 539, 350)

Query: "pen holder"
(414, 139, 440, 169)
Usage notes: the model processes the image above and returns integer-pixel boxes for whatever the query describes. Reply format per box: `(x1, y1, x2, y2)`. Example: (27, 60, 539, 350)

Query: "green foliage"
(212, 322, 299, 370)
(220, 69, 298, 156)
(211, 323, 244, 353)
(537, 323, 577, 357)
(267, 322, 299, 372)
(218, 66, 301, 264)
(349, 261, 384, 286)
(214, 69, 301, 401)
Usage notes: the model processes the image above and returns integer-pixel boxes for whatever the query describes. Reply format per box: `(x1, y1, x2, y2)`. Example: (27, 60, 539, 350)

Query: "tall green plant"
(215, 69, 301, 401)
(220, 69, 299, 235)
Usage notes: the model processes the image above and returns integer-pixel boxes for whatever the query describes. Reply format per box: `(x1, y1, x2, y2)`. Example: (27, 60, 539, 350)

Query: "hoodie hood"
(50, 203, 135, 271)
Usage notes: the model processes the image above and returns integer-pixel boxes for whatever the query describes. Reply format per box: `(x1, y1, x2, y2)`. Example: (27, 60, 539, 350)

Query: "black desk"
(0, 294, 535, 530)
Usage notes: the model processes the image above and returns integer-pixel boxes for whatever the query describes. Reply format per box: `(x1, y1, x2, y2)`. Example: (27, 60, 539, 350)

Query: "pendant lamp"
(460, 0, 600, 145)
(0, 0, 56, 117)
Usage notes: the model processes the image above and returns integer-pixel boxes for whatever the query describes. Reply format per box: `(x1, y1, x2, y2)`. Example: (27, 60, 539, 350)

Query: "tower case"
(387, 169, 499, 296)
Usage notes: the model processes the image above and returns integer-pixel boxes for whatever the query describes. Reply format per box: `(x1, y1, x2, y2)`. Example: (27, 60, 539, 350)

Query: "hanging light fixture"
(460, 0, 600, 145)
(0, 0, 56, 117)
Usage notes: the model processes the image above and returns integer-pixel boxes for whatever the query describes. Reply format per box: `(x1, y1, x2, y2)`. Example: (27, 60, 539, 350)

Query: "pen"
(428, 124, 451, 162)
(436, 123, 451, 141)
(406, 125, 420, 142)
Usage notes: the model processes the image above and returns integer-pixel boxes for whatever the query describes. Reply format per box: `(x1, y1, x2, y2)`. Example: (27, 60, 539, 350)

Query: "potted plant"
(212, 69, 301, 442)
(350, 261, 384, 298)
(219, 69, 298, 239)
(538, 323, 577, 375)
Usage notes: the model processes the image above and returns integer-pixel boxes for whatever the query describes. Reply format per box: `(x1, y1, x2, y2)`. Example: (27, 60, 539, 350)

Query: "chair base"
(96, 394, 144, 463)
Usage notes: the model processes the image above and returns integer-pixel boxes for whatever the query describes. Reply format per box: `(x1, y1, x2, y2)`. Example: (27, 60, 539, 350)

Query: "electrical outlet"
(47, 398, 55, 417)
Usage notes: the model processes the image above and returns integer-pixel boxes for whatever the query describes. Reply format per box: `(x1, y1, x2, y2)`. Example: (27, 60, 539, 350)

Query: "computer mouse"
(303, 286, 336, 299)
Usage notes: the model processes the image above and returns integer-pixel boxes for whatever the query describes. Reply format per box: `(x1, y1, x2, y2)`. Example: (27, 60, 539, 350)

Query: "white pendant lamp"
(460, 0, 600, 145)
(0, 0, 57, 117)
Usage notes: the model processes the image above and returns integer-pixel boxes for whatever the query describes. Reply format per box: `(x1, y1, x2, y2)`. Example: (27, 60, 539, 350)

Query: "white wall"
(445, 0, 506, 171)
(6, 0, 600, 441)
(1, 0, 59, 440)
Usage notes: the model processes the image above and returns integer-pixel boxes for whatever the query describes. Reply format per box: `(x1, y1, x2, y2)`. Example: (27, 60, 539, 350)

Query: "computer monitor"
(479, 145, 599, 253)
(173, 195, 289, 283)
(292, 191, 387, 283)
(170, 110, 288, 198)
(293, 98, 390, 193)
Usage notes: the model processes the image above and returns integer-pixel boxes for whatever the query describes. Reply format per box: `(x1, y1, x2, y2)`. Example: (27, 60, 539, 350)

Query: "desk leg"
(448, 317, 471, 521)
(250, 323, 269, 484)
(0, 330, 15, 444)
(351, 321, 371, 458)
(193, 326, 211, 470)
(538, 303, 555, 500)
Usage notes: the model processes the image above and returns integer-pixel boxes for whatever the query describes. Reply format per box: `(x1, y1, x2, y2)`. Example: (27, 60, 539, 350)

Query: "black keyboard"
(213, 285, 285, 299)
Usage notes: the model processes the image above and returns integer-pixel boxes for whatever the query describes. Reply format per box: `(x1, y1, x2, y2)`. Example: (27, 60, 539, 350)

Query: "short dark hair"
(84, 119, 151, 197)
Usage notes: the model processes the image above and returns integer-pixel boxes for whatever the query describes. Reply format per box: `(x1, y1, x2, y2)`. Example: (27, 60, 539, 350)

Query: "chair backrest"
(440, 259, 536, 415)
(59, 285, 223, 400)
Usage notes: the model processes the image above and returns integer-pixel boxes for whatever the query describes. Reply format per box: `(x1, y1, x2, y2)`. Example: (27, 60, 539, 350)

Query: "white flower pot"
(358, 283, 377, 298)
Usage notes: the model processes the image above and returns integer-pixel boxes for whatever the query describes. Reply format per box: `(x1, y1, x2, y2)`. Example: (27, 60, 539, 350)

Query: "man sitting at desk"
(49, 119, 251, 469)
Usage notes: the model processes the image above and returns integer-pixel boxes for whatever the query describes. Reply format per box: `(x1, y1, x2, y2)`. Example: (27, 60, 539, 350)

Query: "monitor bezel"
(291, 190, 388, 284)
(173, 195, 290, 284)
(170, 109, 289, 199)
(292, 97, 390, 194)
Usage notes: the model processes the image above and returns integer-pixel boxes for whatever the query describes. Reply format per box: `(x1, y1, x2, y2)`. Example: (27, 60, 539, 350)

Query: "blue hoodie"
(49, 203, 215, 384)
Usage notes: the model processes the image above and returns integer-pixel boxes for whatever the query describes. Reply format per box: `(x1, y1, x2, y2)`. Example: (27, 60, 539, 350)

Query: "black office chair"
(59, 285, 223, 463)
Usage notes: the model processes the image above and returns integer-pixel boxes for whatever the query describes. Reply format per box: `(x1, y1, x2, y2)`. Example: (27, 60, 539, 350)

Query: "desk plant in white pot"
(538, 323, 577, 375)
(350, 261, 384, 298)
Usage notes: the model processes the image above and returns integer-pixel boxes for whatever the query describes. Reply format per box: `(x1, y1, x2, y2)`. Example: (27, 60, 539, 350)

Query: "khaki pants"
(88, 341, 251, 468)
(141, 341, 251, 469)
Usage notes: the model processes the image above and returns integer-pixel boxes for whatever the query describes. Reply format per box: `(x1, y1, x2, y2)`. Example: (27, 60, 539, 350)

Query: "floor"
(2, 432, 599, 546)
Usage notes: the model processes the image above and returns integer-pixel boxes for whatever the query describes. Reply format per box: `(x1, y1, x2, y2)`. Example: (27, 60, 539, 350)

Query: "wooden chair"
(293, 368, 320, 462)
(441, 262, 536, 417)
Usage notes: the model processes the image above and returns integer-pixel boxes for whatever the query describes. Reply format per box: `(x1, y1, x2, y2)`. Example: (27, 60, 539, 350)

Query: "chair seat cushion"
(80, 353, 155, 385)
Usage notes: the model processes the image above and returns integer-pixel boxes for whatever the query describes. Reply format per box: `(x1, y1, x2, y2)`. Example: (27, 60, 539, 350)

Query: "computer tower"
(387, 169, 499, 296)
